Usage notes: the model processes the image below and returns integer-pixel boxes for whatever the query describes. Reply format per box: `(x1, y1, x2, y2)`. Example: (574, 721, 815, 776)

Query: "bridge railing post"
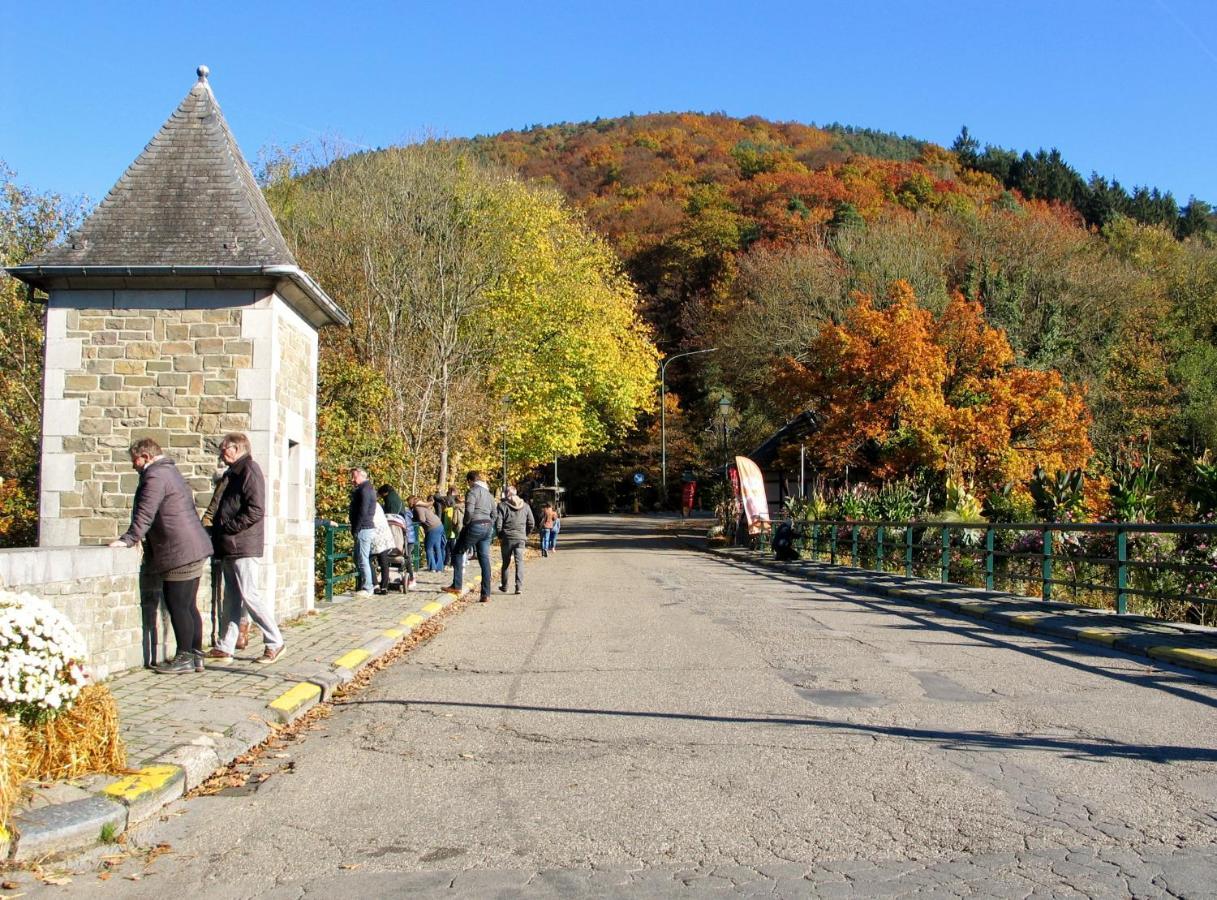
(940, 526, 951, 583)
(1116, 528, 1128, 614)
(1042, 527, 1054, 602)
(984, 526, 995, 591)
(877, 525, 885, 571)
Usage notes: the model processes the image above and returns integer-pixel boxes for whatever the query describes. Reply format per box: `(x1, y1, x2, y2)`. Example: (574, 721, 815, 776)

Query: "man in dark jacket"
(110, 438, 213, 674)
(203, 433, 284, 664)
(349, 467, 378, 595)
(493, 485, 535, 594)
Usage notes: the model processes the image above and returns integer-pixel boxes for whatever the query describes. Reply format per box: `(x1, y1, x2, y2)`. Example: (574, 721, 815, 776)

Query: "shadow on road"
(710, 554, 1217, 711)
(345, 698, 1217, 764)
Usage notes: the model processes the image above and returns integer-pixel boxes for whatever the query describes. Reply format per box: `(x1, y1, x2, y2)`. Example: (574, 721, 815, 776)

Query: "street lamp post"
(660, 347, 717, 508)
(718, 395, 732, 482)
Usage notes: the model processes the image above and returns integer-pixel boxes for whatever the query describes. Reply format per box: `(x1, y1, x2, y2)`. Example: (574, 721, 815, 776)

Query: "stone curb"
(5, 582, 477, 864)
(10, 796, 128, 863)
(710, 546, 1217, 677)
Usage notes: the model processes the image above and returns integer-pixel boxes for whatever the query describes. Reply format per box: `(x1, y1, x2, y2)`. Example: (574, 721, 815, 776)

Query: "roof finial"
(197, 65, 210, 82)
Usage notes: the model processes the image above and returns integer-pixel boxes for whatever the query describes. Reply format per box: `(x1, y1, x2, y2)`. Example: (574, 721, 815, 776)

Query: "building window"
(287, 439, 301, 520)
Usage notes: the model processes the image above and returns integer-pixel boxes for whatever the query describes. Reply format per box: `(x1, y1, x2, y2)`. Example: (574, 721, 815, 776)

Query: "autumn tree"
(773, 281, 1092, 493)
(269, 140, 657, 493)
(0, 165, 83, 546)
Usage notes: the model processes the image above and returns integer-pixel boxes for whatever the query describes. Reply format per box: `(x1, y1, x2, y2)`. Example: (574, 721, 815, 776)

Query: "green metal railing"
(317, 520, 424, 602)
(786, 519, 1217, 618)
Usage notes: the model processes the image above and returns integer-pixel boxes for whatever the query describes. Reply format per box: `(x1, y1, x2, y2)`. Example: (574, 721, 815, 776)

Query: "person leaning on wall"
(110, 438, 214, 674)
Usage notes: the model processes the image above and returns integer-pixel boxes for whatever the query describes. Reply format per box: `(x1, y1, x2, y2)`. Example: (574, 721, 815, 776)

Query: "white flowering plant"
(0, 591, 88, 726)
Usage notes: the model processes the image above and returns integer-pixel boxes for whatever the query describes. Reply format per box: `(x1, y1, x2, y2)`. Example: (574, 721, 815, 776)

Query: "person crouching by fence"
(408, 495, 446, 572)
(110, 438, 213, 674)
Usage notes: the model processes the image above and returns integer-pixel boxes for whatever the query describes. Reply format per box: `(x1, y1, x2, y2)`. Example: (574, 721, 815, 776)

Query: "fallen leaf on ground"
(459, 753, 475, 759)
(0, 883, 17, 891)
(97, 872, 111, 881)
(338, 863, 362, 870)
(40, 876, 71, 886)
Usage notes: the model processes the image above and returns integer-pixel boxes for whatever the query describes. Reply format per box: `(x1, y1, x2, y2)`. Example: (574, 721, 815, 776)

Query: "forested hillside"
(470, 113, 1217, 514)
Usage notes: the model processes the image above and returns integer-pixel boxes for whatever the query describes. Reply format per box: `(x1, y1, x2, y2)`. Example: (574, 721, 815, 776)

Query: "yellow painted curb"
(0, 825, 10, 842)
(334, 648, 371, 670)
(401, 613, 426, 628)
(382, 628, 404, 639)
(1078, 627, 1120, 646)
(957, 602, 990, 616)
(1011, 613, 1049, 626)
(1148, 646, 1217, 670)
(269, 681, 321, 714)
(102, 764, 181, 802)
(421, 601, 443, 616)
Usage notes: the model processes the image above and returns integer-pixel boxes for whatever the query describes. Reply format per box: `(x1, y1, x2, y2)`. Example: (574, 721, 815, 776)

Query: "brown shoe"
(442, 586, 462, 595)
(235, 621, 251, 650)
(203, 648, 233, 662)
(256, 646, 284, 665)
(479, 594, 491, 603)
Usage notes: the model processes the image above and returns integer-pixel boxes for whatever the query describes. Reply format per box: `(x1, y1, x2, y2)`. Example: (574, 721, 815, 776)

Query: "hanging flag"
(734, 456, 770, 534)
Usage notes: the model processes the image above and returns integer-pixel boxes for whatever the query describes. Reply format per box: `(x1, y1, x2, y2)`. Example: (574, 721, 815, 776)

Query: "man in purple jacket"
(110, 438, 213, 674)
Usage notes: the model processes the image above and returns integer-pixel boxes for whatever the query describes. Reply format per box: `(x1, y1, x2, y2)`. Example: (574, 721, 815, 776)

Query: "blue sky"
(4, 0, 1216, 206)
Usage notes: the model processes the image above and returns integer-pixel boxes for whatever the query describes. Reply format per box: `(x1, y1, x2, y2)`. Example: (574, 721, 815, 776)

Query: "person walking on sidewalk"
(409, 495, 446, 572)
(349, 467, 378, 596)
(445, 471, 494, 601)
(494, 485, 535, 594)
(538, 502, 560, 557)
(110, 438, 213, 674)
(204, 433, 286, 665)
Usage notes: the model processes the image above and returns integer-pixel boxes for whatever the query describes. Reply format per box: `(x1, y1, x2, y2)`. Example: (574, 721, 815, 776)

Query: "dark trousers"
(162, 577, 203, 657)
(373, 550, 393, 590)
(452, 522, 492, 595)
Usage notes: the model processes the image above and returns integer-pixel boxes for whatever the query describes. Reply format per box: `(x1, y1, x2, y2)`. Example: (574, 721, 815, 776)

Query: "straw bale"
(24, 684, 126, 783)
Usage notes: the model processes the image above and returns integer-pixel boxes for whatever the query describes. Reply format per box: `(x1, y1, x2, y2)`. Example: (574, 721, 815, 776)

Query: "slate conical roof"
(32, 66, 297, 267)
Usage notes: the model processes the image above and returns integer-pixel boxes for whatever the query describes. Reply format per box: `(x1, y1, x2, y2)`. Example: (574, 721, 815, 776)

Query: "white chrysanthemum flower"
(0, 589, 90, 724)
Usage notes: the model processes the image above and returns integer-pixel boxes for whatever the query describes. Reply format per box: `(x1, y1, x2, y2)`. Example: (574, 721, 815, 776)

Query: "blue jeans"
(452, 522, 492, 594)
(425, 525, 446, 571)
(355, 528, 376, 592)
(540, 528, 555, 552)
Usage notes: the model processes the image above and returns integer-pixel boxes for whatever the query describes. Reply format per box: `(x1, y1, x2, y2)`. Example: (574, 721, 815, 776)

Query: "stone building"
(4, 66, 348, 675)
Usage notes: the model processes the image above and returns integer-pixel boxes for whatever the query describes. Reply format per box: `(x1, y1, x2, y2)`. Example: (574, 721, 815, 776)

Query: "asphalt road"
(29, 515, 1217, 898)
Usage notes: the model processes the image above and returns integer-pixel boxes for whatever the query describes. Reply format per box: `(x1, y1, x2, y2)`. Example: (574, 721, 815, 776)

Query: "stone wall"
(0, 547, 143, 679)
(42, 289, 261, 546)
(269, 301, 318, 619)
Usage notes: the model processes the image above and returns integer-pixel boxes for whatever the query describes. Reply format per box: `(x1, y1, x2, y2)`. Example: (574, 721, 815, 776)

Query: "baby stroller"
(384, 515, 414, 592)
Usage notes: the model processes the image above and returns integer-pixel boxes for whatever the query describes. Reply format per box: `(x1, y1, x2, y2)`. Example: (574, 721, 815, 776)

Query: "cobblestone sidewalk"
(3, 567, 473, 862)
(110, 569, 454, 765)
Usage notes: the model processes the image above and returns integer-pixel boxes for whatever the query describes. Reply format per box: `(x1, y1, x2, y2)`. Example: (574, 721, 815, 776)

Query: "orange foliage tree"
(773, 281, 1093, 493)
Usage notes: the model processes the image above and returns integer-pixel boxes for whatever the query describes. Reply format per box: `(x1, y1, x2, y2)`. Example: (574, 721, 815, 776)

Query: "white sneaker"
(354, 588, 372, 597)
(406, 577, 418, 590)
